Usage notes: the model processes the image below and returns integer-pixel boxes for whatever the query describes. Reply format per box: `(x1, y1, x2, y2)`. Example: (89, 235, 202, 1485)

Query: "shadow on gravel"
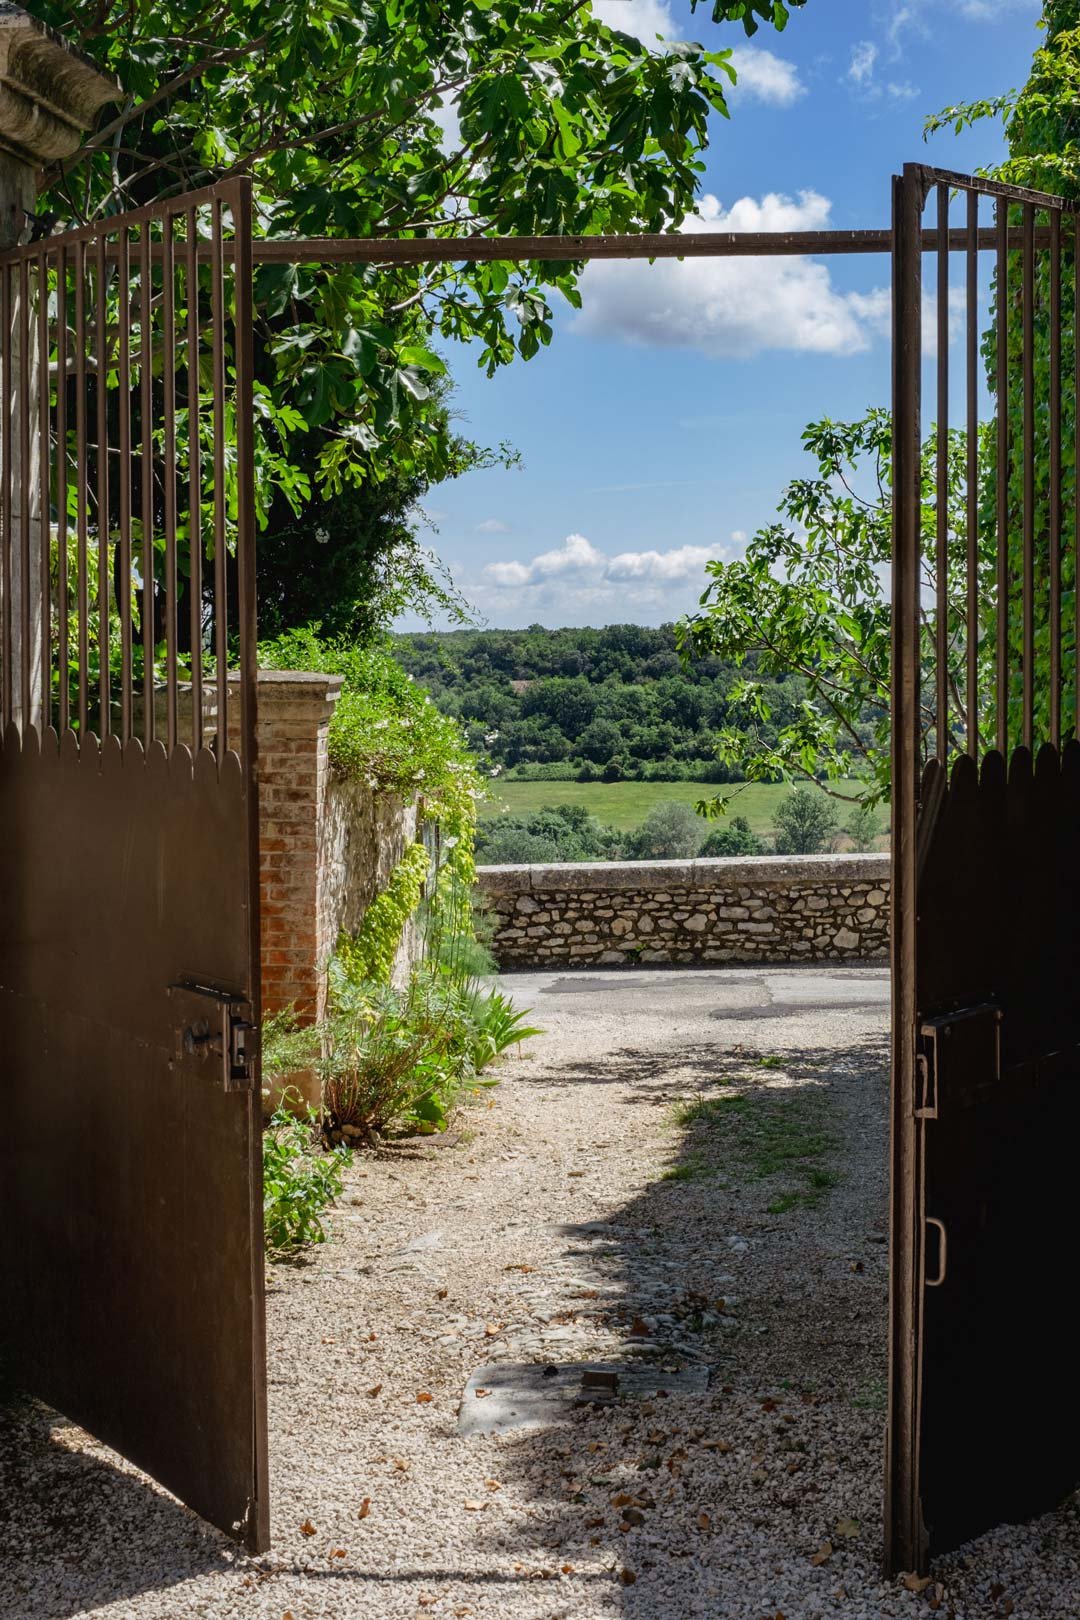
(471, 1032, 892, 1614)
(0, 1397, 227, 1619)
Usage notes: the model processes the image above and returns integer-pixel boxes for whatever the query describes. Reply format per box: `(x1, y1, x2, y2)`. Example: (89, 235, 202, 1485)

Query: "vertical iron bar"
(936, 183, 950, 763)
(1022, 202, 1035, 752)
(37, 250, 51, 735)
(162, 211, 178, 752)
(117, 226, 133, 741)
(1050, 209, 1063, 750)
(1, 266, 9, 731)
(211, 196, 227, 760)
(886, 164, 926, 1583)
(140, 222, 155, 747)
(18, 257, 30, 732)
(56, 247, 69, 736)
(996, 199, 1009, 755)
(234, 182, 257, 776)
(187, 205, 203, 752)
(95, 233, 110, 737)
(965, 191, 979, 758)
(74, 240, 89, 738)
(229, 174, 270, 1551)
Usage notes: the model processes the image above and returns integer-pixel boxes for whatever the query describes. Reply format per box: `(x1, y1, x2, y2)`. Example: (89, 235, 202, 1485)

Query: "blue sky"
(404, 0, 1042, 631)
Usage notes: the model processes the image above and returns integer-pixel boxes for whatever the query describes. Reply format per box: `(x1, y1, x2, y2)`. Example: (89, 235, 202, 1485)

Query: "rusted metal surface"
(889, 163, 1080, 1576)
(0, 181, 268, 1552)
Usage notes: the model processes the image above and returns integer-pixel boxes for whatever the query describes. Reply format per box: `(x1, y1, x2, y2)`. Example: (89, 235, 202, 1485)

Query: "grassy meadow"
(480, 778, 868, 838)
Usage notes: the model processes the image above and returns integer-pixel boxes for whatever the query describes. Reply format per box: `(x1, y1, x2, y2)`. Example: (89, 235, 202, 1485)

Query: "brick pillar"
(256, 671, 344, 1033)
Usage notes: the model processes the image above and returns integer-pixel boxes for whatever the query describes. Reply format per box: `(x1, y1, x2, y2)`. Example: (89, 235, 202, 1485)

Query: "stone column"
(0, 8, 119, 731)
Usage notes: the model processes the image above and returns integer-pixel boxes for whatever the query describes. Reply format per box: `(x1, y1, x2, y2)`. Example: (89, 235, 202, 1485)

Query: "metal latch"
(170, 978, 260, 1093)
(917, 1001, 1001, 1118)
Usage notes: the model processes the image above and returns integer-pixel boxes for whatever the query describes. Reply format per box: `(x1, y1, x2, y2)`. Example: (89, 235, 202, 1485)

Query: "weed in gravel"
(666, 1082, 839, 1213)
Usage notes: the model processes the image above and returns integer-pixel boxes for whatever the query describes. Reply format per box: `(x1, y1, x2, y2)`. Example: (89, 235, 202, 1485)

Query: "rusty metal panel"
(0, 182, 267, 1551)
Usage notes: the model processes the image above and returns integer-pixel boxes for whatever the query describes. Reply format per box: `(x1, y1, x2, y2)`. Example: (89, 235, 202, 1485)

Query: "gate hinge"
(917, 1001, 1001, 1118)
(169, 978, 260, 1093)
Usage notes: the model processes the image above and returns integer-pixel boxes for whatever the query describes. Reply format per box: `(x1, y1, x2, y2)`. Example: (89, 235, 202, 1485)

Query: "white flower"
(315, 526, 330, 544)
(444, 835, 459, 848)
(484, 729, 500, 744)
(373, 718, 389, 731)
(489, 765, 502, 777)
(414, 769, 425, 781)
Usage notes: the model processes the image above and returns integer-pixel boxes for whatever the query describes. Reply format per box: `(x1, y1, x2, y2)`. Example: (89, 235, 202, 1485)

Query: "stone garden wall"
(257, 671, 422, 1104)
(476, 853, 890, 970)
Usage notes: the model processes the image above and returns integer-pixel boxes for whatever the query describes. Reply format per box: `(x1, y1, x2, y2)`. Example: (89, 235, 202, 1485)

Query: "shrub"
(263, 1093, 349, 1258)
(319, 960, 539, 1139)
(699, 815, 763, 857)
(844, 800, 880, 851)
(623, 800, 702, 861)
(772, 787, 839, 855)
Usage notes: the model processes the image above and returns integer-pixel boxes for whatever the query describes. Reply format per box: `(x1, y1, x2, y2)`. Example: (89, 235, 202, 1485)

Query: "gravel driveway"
(3, 965, 1079, 1619)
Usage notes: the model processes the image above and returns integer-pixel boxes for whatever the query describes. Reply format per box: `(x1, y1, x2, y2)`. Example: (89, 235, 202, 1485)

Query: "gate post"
(0, 9, 118, 732)
(886, 162, 928, 1578)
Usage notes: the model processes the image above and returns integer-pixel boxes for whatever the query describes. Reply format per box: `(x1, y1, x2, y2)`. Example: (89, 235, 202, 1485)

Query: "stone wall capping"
(478, 851, 888, 893)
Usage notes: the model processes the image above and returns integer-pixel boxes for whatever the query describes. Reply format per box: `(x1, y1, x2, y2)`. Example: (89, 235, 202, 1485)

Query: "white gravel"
(3, 965, 1078, 1620)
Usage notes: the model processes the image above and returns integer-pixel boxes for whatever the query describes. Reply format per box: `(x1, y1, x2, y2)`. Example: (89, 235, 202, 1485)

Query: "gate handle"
(925, 1217, 948, 1288)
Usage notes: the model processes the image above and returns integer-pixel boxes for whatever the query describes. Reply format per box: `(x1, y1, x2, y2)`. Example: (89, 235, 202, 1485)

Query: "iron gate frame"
(2, 164, 1070, 1567)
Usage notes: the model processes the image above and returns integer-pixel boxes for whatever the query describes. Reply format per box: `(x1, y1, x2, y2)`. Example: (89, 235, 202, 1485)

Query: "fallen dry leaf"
(367, 1384, 383, 1398)
(485, 1479, 501, 1491)
(629, 1317, 652, 1337)
(505, 1263, 534, 1273)
(834, 1516, 860, 1539)
(392, 1457, 410, 1472)
(474, 1388, 492, 1399)
(416, 1392, 433, 1404)
(702, 1439, 732, 1453)
(418, 1595, 436, 1608)
(299, 1519, 316, 1538)
(901, 1573, 934, 1594)
(810, 1541, 833, 1566)
(331, 1548, 346, 1559)
(358, 1498, 371, 1520)
(697, 1511, 712, 1531)
(620, 1568, 637, 1586)
(484, 1322, 504, 1338)
(437, 1288, 448, 1299)
(463, 1499, 488, 1512)
(561, 1564, 574, 1575)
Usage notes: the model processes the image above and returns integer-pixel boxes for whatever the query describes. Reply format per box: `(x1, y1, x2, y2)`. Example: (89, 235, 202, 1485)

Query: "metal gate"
(0, 181, 268, 1550)
(889, 163, 1080, 1573)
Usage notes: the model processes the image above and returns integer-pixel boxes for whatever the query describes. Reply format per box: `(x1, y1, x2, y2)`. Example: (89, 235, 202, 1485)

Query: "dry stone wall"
(477, 854, 889, 969)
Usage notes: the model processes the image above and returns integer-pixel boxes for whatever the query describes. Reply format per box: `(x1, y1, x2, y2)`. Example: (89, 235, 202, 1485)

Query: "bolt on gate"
(2, 163, 1078, 1573)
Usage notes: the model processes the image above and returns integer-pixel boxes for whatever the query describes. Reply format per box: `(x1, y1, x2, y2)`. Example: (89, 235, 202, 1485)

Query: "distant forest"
(391, 623, 804, 782)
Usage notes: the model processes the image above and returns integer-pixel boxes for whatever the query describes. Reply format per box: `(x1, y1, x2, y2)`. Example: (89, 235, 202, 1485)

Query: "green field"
(480, 778, 866, 837)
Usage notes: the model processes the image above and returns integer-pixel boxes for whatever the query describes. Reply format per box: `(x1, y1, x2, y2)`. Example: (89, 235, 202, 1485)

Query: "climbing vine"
(336, 842, 430, 986)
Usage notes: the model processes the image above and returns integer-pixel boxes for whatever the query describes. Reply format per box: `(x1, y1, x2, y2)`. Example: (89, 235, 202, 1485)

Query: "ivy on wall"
(336, 841, 430, 985)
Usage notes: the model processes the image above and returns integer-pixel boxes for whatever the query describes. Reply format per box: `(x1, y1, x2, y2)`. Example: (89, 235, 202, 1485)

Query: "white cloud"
(473, 531, 720, 623)
(484, 533, 712, 589)
(589, 0, 676, 44)
(576, 191, 890, 360)
(486, 532, 606, 586)
(475, 517, 511, 534)
(848, 41, 878, 85)
(728, 47, 804, 107)
(607, 544, 715, 581)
